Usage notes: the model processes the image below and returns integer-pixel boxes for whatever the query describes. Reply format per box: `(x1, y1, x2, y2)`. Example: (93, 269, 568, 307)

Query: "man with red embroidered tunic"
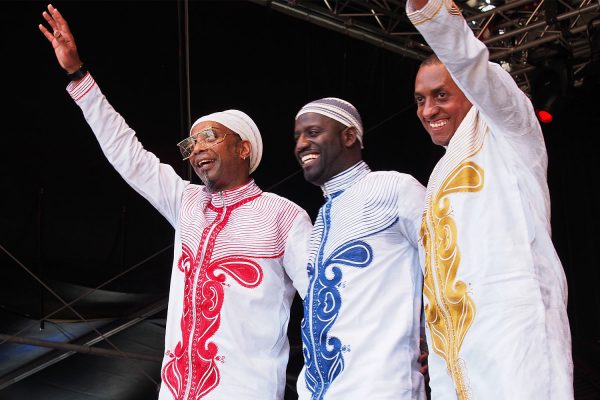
(39, 5, 312, 399)
(406, 0, 573, 398)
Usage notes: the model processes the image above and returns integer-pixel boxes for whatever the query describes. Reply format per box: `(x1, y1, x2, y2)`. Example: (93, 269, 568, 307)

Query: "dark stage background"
(1, 1, 599, 398)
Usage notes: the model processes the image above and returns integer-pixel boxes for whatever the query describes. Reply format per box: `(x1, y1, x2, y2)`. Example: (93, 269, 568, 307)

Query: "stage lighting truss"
(252, 0, 600, 95)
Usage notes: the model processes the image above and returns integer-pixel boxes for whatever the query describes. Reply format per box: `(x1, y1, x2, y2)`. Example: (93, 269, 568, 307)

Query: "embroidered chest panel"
(302, 175, 401, 400)
(420, 110, 487, 400)
(162, 189, 300, 399)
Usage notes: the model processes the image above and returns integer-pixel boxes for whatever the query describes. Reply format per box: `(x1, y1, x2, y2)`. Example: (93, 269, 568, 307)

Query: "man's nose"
(295, 133, 309, 153)
(422, 99, 439, 119)
(191, 140, 209, 156)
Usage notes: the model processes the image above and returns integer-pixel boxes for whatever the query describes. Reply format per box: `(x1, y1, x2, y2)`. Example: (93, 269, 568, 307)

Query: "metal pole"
(0, 334, 162, 362)
(249, 0, 428, 60)
(483, 3, 600, 45)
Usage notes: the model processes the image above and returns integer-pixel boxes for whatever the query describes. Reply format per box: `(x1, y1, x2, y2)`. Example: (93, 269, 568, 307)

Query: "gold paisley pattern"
(420, 160, 484, 400)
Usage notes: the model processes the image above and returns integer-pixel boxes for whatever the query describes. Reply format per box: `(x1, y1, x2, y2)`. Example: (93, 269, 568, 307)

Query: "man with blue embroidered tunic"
(39, 5, 313, 399)
(293, 97, 427, 399)
(406, 0, 573, 398)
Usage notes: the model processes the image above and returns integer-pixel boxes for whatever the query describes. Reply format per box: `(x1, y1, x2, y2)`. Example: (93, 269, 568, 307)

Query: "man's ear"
(239, 140, 252, 160)
(342, 127, 359, 148)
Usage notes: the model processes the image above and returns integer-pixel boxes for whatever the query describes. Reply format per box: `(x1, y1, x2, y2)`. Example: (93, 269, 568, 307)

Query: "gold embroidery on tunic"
(421, 160, 484, 400)
(447, 0, 462, 16)
(410, 0, 444, 25)
(410, 0, 460, 25)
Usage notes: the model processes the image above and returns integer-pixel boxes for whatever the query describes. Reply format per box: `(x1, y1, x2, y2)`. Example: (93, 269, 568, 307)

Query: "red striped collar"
(204, 179, 262, 208)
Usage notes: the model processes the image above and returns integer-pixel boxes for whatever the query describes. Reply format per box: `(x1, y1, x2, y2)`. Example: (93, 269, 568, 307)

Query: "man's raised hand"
(38, 4, 82, 74)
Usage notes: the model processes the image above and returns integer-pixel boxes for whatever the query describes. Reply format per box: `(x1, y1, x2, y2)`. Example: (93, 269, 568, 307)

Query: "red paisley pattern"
(162, 197, 264, 399)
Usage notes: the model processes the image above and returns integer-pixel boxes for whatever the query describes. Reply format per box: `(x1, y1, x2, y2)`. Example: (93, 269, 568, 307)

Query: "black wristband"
(66, 64, 87, 81)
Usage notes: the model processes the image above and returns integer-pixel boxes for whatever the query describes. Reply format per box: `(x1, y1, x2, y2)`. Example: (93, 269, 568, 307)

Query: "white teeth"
(429, 120, 448, 129)
(197, 160, 213, 167)
(301, 154, 319, 165)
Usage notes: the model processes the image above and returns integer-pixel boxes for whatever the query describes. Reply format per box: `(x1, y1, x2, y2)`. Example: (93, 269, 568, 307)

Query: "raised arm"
(406, 0, 540, 138)
(39, 4, 187, 227)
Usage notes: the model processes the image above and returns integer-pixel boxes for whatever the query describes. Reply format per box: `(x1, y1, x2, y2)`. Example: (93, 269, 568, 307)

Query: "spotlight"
(534, 89, 560, 124)
(536, 110, 553, 124)
(529, 44, 573, 123)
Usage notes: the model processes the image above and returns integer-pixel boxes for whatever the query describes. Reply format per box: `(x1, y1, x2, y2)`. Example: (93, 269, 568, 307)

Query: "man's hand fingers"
(38, 23, 55, 43)
(45, 4, 75, 44)
(48, 4, 70, 32)
(48, 4, 69, 28)
(42, 10, 58, 32)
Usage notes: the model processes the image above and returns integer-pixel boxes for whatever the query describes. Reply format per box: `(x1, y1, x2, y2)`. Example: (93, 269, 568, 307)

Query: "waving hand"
(38, 4, 82, 74)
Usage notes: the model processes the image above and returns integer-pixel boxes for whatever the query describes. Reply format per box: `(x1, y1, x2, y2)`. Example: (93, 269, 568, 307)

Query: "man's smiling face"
(414, 63, 472, 146)
(294, 113, 349, 187)
(188, 121, 248, 192)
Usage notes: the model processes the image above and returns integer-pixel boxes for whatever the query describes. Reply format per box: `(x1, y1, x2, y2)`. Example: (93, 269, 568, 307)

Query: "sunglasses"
(176, 128, 230, 160)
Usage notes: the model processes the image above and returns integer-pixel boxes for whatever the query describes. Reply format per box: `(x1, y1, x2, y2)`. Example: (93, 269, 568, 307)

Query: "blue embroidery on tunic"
(301, 196, 374, 400)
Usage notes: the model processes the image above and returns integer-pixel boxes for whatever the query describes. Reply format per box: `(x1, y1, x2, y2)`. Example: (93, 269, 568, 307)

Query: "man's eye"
(200, 130, 217, 142)
(415, 97, 423, 104)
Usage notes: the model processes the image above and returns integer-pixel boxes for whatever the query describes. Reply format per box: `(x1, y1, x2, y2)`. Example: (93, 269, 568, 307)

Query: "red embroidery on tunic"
(162, 195, 264, 399)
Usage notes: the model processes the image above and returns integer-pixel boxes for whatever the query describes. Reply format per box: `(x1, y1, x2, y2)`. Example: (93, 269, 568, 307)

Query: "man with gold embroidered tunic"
(406, 0, 573, 399)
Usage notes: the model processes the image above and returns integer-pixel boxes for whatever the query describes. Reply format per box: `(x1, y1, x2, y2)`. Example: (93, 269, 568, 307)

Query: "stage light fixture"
(537, 110, 553, 124)
(529, 45, 573, 124)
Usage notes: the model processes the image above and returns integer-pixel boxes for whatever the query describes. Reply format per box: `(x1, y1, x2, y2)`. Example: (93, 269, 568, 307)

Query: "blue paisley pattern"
(301, 194, 374, 400)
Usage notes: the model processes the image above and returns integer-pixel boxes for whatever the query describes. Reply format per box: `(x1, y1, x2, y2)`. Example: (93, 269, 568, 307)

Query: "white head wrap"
(295, 97, 364, 148)
(191, 110, 263, 173)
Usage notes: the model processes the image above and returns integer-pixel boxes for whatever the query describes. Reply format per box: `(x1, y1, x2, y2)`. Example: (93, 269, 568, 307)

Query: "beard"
(198, 170, 215, 191)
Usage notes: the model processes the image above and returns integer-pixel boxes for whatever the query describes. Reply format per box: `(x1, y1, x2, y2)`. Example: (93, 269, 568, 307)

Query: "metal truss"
(251, 0, 600, 94)
(0, 298, 167, 389)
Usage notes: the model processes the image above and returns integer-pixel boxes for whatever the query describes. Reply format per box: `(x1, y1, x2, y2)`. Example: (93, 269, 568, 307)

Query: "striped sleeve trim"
(448, 2, 463, 16)
(66, 72, 95, 101)
(407, 0, 445, 26)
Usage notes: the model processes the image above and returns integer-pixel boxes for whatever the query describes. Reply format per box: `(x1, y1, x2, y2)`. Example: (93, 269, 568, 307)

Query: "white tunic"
(406, 2, 573, 399)
(67, 74, 313, 400)
(296, 161, 426, 400)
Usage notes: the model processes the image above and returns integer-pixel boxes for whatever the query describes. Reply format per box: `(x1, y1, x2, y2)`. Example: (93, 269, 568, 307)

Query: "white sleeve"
(396, 174, 426, 249)
(406, 0, 542, 140)
(67, 73, 188, 227)
(282, 210, 313, 299)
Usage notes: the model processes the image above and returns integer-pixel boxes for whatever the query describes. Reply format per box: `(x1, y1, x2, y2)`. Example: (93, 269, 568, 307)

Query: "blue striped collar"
(321, 161, 371, 198)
